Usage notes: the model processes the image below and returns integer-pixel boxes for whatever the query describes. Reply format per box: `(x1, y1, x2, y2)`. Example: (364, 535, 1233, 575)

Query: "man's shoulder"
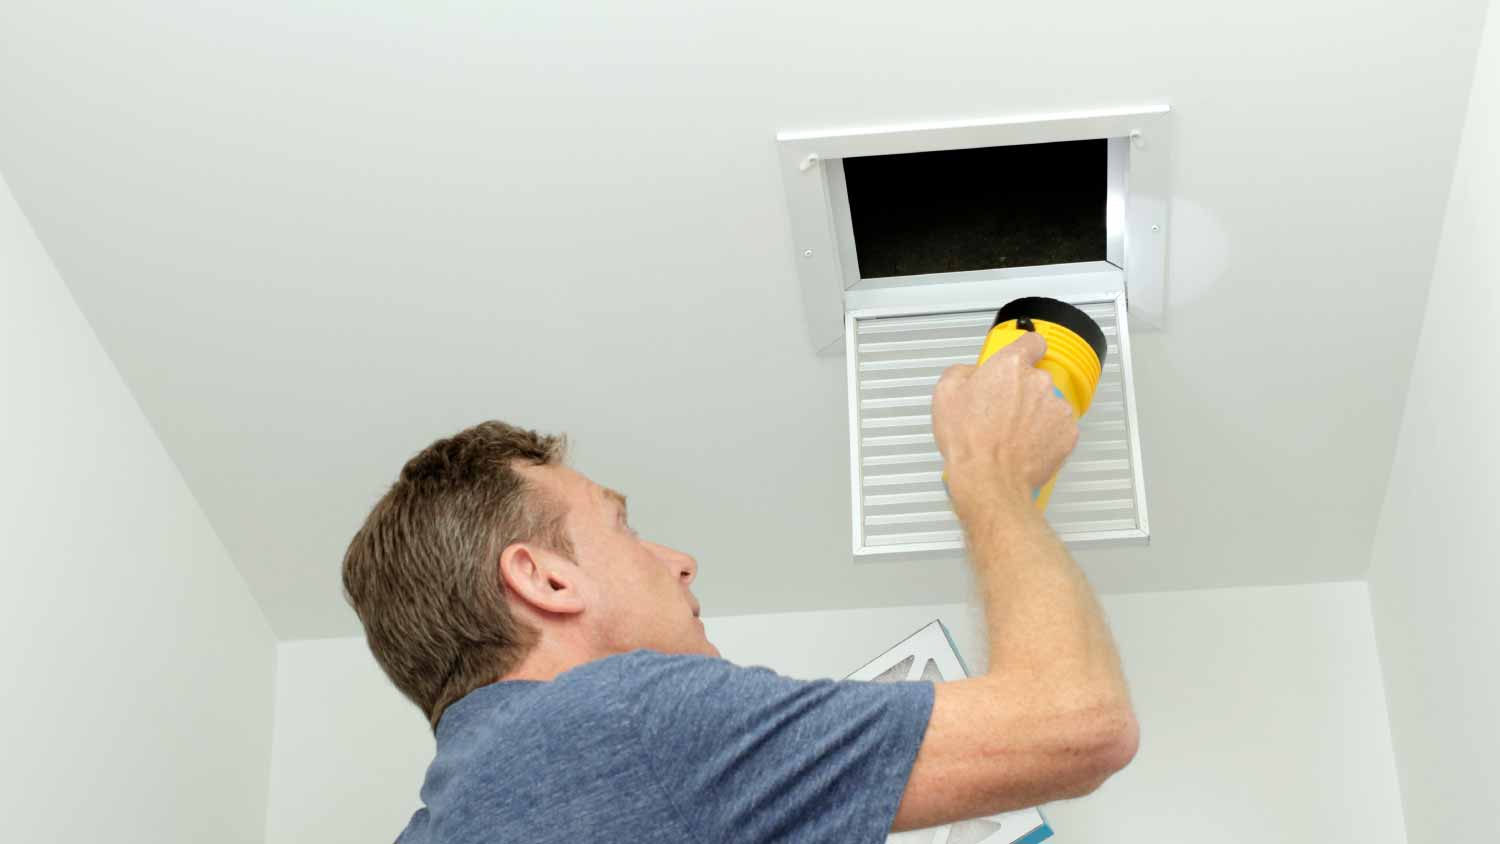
(551, 651, 784, 717)
(443, 651, 781, 747)
(457, 652, 747, 718)
(595, 648, 733, 674)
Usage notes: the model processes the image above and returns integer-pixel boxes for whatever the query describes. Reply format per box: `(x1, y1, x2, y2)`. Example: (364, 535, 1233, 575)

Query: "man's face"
(521, 463, 719, 659)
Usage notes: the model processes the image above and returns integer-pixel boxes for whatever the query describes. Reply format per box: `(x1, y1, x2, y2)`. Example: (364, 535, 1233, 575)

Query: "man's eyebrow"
(602, 487, 628, 516)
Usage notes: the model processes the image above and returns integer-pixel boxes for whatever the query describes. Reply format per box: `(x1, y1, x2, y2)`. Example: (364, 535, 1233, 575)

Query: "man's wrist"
(945, 462, 1037, 527)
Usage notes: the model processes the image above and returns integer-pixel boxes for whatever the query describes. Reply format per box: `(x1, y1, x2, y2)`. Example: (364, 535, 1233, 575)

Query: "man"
(343, 332, 1138, 842)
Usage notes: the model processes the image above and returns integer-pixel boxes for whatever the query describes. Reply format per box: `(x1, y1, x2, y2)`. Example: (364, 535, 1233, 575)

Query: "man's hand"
(931, 332, 1079, 519)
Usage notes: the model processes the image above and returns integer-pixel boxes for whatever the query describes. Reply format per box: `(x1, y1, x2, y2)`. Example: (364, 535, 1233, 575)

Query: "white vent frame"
(777, 105, 1171, 351)
(846, 280, 1149, 556)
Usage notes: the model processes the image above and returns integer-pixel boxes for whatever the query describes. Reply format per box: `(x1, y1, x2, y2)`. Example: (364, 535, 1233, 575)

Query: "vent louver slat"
(849, 297, 1147, 553)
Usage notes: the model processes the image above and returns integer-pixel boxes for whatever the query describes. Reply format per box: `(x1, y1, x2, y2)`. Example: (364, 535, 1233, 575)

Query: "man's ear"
(497, 543, 586, 617)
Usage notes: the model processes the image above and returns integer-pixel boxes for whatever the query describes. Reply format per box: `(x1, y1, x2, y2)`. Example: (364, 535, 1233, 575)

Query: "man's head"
(342, 420, 716, 729)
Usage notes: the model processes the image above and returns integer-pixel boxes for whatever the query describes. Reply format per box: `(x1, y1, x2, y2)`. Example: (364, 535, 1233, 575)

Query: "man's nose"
(656, 542, 698, 585)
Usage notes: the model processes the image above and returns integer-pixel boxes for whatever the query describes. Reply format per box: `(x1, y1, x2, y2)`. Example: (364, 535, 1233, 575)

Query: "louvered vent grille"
(849, 296, 1147, 553)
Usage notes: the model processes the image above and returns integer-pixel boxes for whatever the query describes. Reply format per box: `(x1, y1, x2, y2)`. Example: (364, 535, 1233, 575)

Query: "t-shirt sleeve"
(613, 650, 935, 843)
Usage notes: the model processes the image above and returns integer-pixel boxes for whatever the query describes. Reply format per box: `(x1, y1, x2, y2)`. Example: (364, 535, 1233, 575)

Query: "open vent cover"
(847, 295, 1148, 555)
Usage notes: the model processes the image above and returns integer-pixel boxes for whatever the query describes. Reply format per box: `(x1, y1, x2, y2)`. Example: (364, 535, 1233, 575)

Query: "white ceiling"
(0, 1, 1488, 638)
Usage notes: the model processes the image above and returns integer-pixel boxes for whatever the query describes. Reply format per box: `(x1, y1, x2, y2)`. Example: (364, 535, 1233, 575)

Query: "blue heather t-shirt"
(397, 649, 935, 843)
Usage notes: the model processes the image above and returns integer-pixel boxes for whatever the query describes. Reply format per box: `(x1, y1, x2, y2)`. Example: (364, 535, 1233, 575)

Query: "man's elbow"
(1065, 704, 1139, 797)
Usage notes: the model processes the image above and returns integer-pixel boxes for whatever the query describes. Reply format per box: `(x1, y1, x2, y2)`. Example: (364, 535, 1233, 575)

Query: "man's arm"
(892, 332, 1138, 832)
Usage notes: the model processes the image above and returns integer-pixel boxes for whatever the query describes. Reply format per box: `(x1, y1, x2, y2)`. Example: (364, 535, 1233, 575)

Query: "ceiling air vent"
(777, 106, 1167, 554)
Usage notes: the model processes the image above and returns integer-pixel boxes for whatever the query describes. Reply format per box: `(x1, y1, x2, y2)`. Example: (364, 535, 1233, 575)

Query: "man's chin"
(691, 632, 721, 659)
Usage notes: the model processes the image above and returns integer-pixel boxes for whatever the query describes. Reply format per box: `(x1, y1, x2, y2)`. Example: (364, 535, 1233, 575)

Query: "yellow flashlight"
(974, 297, 1108, 511)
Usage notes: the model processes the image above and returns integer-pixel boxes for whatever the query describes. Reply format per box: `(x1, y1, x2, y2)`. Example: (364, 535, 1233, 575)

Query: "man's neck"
(499, 638, 602, 683)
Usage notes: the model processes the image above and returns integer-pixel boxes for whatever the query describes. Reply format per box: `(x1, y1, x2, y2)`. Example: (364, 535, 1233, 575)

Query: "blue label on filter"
(1015, 821, 1055, 844)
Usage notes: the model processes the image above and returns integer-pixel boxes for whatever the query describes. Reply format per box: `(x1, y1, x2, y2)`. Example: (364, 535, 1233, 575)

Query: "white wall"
(265, 582, 1404, 843)
(0, 170, 277, 842)
(1366, 2, 1500, 841)
(264, 637, 436, 844)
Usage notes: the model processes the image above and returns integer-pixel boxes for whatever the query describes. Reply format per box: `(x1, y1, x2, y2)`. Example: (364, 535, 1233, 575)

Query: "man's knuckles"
(937, 364, 974, 391)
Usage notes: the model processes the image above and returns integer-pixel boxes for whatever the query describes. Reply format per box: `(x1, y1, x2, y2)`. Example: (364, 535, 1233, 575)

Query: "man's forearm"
(953, 476, 1132, 717)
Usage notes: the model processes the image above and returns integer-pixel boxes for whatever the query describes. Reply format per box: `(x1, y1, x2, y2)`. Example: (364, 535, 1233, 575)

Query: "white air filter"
(847, 294, 1148, 555)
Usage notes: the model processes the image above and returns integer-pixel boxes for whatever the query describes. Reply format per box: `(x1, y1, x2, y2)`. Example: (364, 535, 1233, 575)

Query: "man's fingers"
(1002, 330, 1047, 367)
